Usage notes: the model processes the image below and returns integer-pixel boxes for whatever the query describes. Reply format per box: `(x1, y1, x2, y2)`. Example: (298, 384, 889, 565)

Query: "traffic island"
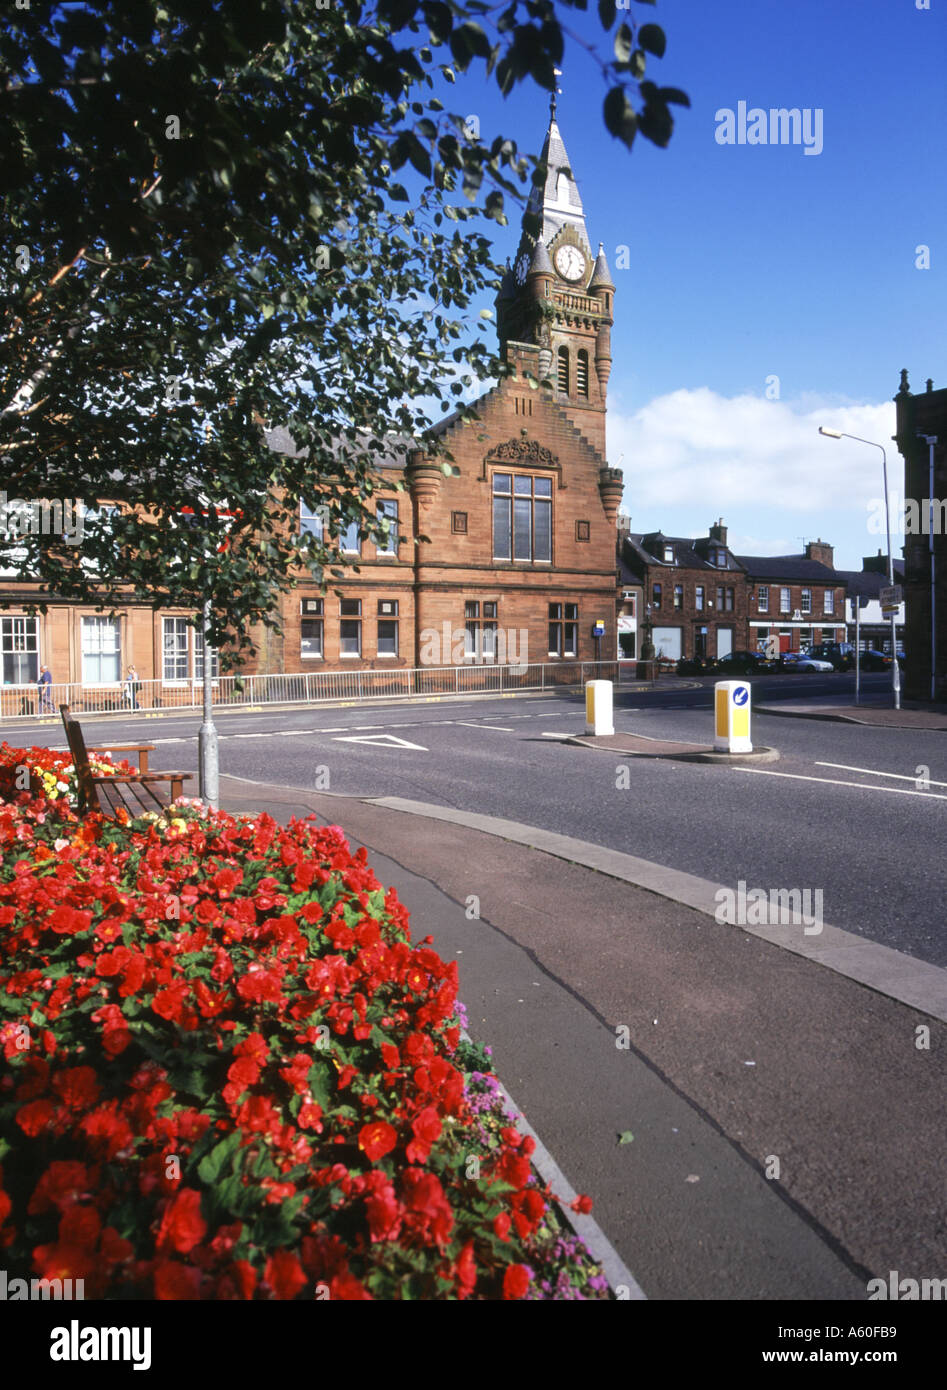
(564, 731, 780, 763)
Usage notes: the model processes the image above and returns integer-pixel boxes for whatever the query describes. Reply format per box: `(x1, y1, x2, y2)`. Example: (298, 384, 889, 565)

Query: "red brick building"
(737, 541, 848, 654)
(620, 521, 748, 663)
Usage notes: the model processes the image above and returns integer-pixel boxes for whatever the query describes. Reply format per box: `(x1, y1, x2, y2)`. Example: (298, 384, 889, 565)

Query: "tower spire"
(550, 67, 562, 121)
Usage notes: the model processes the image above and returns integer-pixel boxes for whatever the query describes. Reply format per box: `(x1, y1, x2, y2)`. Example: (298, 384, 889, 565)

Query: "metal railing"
(0, 660, 638, 722)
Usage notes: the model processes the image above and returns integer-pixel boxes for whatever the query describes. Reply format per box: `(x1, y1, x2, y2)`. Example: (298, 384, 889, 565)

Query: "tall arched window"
(577, 350, 589, 398)
(557, 347, 569, 394)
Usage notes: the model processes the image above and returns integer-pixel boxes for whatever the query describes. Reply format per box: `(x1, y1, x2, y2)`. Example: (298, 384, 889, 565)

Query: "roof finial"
(550, 67, 562, 121)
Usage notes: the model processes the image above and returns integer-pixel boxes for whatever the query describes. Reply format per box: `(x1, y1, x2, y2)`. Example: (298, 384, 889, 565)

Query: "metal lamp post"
(198, 597, 219, 810)
(818, 427, 901, 710)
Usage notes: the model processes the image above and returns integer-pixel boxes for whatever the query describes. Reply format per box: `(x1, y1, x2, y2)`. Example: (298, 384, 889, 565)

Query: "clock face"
(515, 252, 530, 286)
(554, 244, 586, 282)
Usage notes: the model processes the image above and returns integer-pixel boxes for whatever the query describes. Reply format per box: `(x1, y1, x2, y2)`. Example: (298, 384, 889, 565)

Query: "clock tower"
(496, 95, 615, 458)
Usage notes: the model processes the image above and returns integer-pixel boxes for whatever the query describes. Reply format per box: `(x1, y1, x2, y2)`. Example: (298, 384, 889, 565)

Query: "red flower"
(493, 1212, 511, 1242)
(406, 1105, 442, 1164)
(265, 1249, 307, 1300)
(358, 1121, 397, 1163)
(58, 1204, 101, 1249)
(234, 1032, 269, 1065)
(154, 1259, 202, 1300)
(16, 1098, 56, 1137)
(217, 1260, 257, 1300)
(363, 1174, 402, 1243)
(571, 1194, 594, 1215)
(52, 1065, 101, 1111)
(455, 1240, 477, 1299)
(28, 1161, 91, 1215)
(157, 1188, 207, 1255)
(503, 1263, 530, 1300)
(47, 904, 92, 935)
(298, 1102, 323, 1131)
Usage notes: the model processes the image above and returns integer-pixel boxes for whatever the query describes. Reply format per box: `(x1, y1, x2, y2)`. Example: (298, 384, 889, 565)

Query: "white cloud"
(608, 388, 901, 567)
(609, 388, 897, 511)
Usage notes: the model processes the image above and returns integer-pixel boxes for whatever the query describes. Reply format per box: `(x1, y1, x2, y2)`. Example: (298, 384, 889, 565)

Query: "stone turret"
(598, 466, 624, 527)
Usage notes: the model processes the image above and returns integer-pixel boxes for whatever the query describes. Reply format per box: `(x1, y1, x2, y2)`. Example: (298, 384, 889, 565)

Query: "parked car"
(860, 648, 906, 672)
(779, 652, 834, 673)
(676, 656, 714, 676)
(715, 650, 775, 676)
(807, 642, 856, 672)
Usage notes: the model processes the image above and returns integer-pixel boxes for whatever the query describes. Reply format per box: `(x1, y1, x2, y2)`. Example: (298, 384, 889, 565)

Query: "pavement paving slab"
(758, 702, 947, 729)
(219, 775, 946, 1301)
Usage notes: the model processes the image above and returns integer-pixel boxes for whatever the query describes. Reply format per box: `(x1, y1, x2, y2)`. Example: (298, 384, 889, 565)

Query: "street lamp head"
(818, 427, 843, 439)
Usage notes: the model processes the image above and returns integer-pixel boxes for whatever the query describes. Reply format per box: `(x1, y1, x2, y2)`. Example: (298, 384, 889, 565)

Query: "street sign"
(880, 584, 902, 615)
(714, 680, 752, 753)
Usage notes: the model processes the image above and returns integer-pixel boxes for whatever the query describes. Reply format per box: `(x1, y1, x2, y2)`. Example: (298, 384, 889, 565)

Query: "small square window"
(464, 600, 479, 619)
(340, 598, 361, 617)
(576, 520, 590, 542)
(377, 599, 398, 616)
(483, 602, 498, 619)
(452, 511, 467, 534)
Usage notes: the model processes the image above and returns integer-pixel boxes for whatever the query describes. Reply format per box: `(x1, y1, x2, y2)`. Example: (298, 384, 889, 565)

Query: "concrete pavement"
(218, 773, 946, 1301)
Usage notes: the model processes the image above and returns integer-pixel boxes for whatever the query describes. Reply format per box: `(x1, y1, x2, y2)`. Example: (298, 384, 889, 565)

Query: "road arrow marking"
(332, 733, 428, 751)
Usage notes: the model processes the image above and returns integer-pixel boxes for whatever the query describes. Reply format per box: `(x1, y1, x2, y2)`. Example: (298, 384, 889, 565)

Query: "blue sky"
(427, 0, 946, 570)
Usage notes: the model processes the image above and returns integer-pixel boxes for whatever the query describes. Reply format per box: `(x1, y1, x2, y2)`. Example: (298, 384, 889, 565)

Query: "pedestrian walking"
(123, 665, 141, 710)
(37, 664, 54, 713)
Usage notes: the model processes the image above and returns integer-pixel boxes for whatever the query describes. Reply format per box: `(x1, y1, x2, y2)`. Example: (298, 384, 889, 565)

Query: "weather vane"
(550, 67, 562, 119)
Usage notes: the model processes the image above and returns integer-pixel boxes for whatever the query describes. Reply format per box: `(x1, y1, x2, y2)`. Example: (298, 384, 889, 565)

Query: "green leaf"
(614, 23, 633, 64)
(618, 1130, 635, 1146)
(597, 0, 617, 31)
(603, 86, 637, 148)
(197, 1130, 244, 1184)
(638, 23, 666, 58)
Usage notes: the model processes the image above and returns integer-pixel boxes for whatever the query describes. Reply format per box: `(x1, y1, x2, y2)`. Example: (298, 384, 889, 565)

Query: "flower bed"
(0, 747, 606, 1299)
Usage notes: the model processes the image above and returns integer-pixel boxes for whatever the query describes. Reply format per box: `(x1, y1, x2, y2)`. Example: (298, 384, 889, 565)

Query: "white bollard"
(714, 680, 752, 753)
(585, 680, 615, 736)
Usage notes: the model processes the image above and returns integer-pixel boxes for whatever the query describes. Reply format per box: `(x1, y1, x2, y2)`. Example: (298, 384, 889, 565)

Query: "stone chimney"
(709, 518, 727, 546)
(805, 538, 834, 568)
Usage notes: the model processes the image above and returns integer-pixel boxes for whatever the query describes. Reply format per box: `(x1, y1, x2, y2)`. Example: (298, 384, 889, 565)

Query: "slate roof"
(523, 115, 591, 254)
(624, 533, 743, 574)
(837, 562, 905, 599)
(735, 554, 843, 584)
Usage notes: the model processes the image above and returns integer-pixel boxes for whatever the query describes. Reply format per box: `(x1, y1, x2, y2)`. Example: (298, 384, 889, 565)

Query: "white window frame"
(1, 615, 39, 685)
(82, 615, 122, 685)
(376, 499, 399, 557)
(757, 585, 769, 613)
(780, 587, 791, 614)
(801, 588, 812, 614)
(339, 598, 362, 657)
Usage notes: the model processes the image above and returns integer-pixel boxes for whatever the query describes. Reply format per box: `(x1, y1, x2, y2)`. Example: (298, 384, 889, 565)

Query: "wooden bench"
(59, 704, 194, 818)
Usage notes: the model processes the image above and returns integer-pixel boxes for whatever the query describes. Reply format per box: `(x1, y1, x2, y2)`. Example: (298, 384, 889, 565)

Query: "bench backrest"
(59, 704, 98, 815)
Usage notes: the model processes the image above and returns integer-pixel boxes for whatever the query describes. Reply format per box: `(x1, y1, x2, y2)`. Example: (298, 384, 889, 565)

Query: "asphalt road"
(6, 672, 945, 965)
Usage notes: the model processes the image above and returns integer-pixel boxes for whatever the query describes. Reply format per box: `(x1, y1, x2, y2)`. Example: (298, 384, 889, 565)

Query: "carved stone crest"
(488, 439, 559, 466)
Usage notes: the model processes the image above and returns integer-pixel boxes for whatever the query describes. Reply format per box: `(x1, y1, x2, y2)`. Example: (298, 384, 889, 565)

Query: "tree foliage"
(0, 0, 685, 659)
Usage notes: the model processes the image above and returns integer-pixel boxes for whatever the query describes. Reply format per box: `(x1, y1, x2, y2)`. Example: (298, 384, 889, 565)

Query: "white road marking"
(332, 733, 428, 750)
(816, 760, 947, 788)
(541, 732, 573, 739)
(455, 722, 514, 732)
(733, 767, 947, 801)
